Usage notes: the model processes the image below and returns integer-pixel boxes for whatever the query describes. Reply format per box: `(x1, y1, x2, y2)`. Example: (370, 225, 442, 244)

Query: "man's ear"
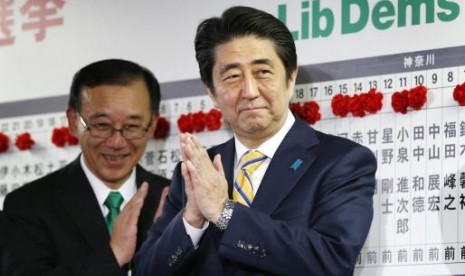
(66, 108, 79, 137)
(148, 115, 158, 136)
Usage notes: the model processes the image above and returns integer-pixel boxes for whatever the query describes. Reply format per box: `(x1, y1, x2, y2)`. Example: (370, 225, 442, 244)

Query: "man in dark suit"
(136, 6, 377, 276)
(0, 59, 170, 275)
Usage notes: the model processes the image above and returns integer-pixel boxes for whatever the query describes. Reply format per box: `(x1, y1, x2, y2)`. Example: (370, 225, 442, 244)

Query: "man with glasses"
(0, 59, 170, 275)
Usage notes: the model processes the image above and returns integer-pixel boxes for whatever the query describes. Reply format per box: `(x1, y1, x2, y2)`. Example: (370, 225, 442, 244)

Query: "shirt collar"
(234, 110, 295, 166)
(80, 154, 137, 208)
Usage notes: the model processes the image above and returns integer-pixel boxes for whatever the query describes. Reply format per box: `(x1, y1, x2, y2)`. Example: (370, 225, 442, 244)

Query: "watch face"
(215, 200, 236, 231)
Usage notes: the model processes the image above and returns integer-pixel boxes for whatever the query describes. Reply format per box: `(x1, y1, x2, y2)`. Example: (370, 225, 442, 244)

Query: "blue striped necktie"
(233, 150, 267, 207)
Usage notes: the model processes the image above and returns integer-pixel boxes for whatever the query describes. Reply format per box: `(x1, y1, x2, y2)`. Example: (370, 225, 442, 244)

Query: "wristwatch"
(215, 199, 236, 231)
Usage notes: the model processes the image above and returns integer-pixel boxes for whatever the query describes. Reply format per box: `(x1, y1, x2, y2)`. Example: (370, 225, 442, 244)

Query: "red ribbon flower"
(153, 116, 170, 140)
(52, 127, 78, 147)
(302, 101, 321, 124)
(192, 111, 207, 133)
(177, 113, 194, 133)
(408, 85, 428, 110)
(290, 102, 304, 118)
(331, 94, 350, 117)
(205, 109, 222, 131)
(391, 90, 409, 114)
(361, 89, 383, 114)
(348, 94, 365, 117)
(15, 132, 35, 151)
(290, 101, 321, 125)
(0, 132, 9, 153)
(178, 109, 223, 133)
(332, 90, 383, 118)
(392, 86, 428, 114)
(453, 82, 465, 106)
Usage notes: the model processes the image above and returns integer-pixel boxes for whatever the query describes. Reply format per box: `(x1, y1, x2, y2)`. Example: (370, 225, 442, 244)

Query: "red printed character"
(0, 0, 15, 46)
(20, 0, 64, 41)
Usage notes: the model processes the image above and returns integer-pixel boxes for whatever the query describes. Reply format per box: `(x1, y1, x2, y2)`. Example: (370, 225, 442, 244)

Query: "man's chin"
(100, 172, 130, 188)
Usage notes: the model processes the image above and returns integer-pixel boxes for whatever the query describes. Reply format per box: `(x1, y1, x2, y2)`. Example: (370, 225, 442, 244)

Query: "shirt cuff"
(182, 217, 209, 248)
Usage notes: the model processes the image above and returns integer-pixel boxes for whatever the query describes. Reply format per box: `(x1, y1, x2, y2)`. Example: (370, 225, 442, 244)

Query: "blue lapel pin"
(290, 159, 303, 171)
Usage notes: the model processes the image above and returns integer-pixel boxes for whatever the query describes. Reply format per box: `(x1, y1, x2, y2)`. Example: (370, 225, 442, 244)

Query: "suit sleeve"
(0, 191, 126, 276)
(218, 144, 376, 276)
(135, 144, 376, 275)
(135, 162, 199, 275)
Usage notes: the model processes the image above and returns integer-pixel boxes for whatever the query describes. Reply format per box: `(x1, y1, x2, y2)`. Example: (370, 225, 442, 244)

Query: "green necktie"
(104, 191, 124, 235)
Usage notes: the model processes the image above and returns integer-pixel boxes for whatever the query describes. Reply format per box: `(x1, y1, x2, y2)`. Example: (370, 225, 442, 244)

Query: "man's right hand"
(180, 133, 206, 228)
(110, 182, 148, 267)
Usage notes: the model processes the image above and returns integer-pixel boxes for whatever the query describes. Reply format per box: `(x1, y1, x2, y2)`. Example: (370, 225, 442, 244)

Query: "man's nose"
(241, 76, 259, 99)
(105, 129, 127, 148)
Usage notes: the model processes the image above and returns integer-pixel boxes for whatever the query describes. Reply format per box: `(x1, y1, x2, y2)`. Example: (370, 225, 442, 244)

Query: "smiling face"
(208, 35, 297, 148)
(67, 78, 156, 189)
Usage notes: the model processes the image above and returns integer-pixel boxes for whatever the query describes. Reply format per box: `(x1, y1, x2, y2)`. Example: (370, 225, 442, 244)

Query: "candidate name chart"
(290, 46, 465, 270)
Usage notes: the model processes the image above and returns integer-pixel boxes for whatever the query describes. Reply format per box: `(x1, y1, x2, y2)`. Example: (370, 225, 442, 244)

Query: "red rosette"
(290, 102, 304, 119)
(361, 89, 383, 114)
(52, 127, 78, 147)
(177, 113, 194, 133)
(331, 94, 350, 117)
(192, 111, 206, 133)
(302, 101, 321, 125)
(408, 85, 427, 110)
(153, 116, 170, 140)
(15, 132, 35, 150)
(51, 127, 66, 147)
(208, 108, 222, 120)
(178, 109, 223, 133)
(391, 90, 409, 114)
(453, 82, 465, 106)
(348, 94, 365, 117)
(0, 132, 9, 153)
(205, 109, 222, 131)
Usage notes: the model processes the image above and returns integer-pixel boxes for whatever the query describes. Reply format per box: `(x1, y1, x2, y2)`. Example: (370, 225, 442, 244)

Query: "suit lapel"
(55, 157, 109, 248)
(253, 119, 319, 215)
(135, 165, 160, 249)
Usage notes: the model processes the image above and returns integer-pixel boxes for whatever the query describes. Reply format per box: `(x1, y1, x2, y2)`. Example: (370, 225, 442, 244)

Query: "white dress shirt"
(80, 155, 137, 275)
(80, 154, 137, 217)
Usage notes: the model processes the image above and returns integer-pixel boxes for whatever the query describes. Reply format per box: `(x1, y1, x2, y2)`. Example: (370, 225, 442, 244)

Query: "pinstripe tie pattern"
(233, 150, 267, 207)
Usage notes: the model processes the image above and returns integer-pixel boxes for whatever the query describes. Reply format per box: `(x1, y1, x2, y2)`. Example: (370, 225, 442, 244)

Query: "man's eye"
(92, 123, 111, 130)
(223, 74, 240, 83)
(124, 125, 142, 131)
(258, 70, 271, 77)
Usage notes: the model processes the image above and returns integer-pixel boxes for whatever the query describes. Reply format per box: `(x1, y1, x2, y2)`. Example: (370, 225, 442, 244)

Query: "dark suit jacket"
(0, 156, 170, 276)
(135, 118, 377, 276)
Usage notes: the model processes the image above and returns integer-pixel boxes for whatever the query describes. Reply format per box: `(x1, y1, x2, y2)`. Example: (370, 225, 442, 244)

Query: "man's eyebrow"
(87, 113, 144, 121)
(220, 63, 239, 75)
(219, 59, 274, 75)
(127, 115, 144, 121)
(88, 113, 108, 120)
(251, 58, 274, 67)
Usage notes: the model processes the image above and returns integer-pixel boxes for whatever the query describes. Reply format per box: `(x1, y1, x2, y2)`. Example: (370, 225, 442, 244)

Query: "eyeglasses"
(78, 113, 151, 140)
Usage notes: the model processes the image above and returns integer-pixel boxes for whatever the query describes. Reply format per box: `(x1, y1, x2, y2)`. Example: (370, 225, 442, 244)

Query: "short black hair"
(195, 6, 297, 91)
(68, 59, 161, 114)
